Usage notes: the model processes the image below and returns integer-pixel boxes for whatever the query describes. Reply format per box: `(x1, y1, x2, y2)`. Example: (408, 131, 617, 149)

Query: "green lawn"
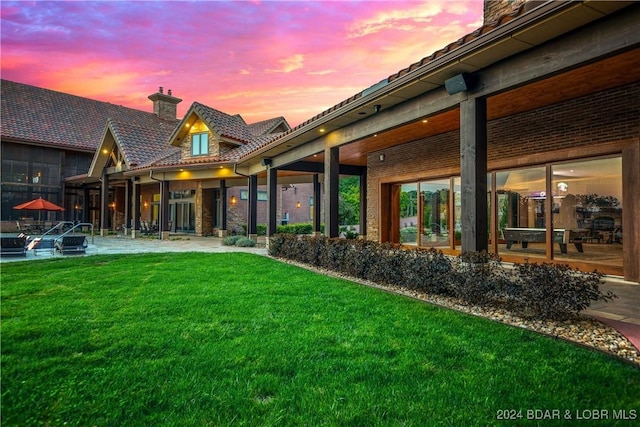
(1, 253, 639, 426)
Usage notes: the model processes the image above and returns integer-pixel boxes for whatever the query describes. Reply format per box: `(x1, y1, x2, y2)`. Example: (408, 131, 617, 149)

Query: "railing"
(40, 221, 75, 239)
(27, 222, 95, 254)
(56, 222, 95, 244)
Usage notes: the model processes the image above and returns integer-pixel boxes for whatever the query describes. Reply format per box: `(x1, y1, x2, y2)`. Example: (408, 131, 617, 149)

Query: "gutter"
(149, 169, 164, 183)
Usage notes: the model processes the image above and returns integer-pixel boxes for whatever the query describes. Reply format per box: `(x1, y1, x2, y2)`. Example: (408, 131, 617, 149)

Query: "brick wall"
(366, 83, 640, 241)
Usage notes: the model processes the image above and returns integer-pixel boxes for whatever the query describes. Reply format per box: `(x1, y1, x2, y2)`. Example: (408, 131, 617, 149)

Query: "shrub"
(223, 235, 242, 246)
(235, 237, 256, 247)
(269, 234, 616, 321)
(450, 251, 511, 307)
(507, 262, 615, 320)
(277, 223, 314, 235)
(340, 226, 359, 239)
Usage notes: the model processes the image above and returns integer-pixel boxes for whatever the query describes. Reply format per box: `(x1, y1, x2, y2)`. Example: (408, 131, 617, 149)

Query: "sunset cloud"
(0, 0, 484, 127)
(266, 54, 305, 73)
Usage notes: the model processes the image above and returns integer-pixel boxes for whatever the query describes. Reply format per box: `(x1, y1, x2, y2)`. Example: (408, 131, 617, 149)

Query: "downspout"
(149, 170, 164, 237)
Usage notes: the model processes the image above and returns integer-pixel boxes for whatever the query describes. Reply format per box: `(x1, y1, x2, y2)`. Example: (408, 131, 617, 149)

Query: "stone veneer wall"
(196, 184, 214, 236)
(483, 0, 529, 23)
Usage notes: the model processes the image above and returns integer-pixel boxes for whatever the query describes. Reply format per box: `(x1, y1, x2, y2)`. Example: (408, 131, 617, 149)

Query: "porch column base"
(218, 229, 228, 238)
(100, 228, 109, 237)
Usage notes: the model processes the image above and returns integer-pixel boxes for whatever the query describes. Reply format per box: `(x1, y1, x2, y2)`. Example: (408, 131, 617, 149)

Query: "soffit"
(294, 49, 638, 168)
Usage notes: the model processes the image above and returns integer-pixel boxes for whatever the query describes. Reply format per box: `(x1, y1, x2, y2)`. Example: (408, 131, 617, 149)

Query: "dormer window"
(191, 133, 209, 156)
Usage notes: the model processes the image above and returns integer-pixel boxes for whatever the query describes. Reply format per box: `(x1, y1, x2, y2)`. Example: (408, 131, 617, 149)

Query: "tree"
(339, 176, 360, 225)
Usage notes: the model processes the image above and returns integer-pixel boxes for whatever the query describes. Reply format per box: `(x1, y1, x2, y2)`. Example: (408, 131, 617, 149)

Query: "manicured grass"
(1, 253, 639, 426)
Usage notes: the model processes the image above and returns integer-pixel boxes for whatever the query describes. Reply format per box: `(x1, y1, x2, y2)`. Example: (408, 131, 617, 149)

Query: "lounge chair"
(54, 235, 88, 254)
(1, 236, 27, 257)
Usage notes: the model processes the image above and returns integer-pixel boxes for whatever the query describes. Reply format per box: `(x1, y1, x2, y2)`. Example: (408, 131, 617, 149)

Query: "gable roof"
(141, 101, 289, 169)
(190, 102, 254, 144)
(1, 79, 175, 152)
(87, 118, 180, 177)
(248, 116, 290, 136)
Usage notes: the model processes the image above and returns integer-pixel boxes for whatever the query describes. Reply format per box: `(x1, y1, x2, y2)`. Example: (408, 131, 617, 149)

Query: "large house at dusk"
(2, 0, 639, 282)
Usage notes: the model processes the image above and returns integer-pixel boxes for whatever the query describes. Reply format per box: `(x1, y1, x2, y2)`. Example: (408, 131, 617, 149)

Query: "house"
(1, 0, 638, 282)
(0, 80, 178, 225)
(0, 82, 312, 236)
(231, 0, 639, 282)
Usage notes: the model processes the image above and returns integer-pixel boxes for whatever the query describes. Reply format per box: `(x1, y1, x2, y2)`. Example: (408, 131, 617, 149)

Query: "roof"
(107, 119, 180, 168)
(149, 102, 290, 169)
(248, 116, 290, 136)
(191, 102, 254, 144)
(1, 79, 176, 152)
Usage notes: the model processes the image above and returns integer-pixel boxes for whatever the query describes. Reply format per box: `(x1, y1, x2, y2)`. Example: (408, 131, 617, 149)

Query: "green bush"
(268, 234, 615, 320)
(277, 223, 314, 235)
(243, 223, 318, 236)
(340, 226, 359, 239)
(223, 235, 242, 246)
(235, 237, 256, 247)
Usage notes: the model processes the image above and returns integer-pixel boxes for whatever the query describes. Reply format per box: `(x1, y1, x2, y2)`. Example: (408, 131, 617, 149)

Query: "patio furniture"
(54, 235, 88, 255)
(1, 236, 27, 257)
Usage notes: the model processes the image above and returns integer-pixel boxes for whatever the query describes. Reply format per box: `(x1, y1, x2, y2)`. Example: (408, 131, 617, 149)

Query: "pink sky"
(1, 0, 484, 127)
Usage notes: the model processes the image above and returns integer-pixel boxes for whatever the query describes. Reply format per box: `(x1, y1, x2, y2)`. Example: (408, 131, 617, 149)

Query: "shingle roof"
(1, 79, 177, 152)
(248, 116, 290, 136)
(107, 119, 180, 167)
(147, 102, 290, 169)
(192, 102, 254, 144)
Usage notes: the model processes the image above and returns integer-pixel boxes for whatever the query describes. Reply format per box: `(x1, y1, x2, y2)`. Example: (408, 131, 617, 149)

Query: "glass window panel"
(191, 133, 209, 156)
(552, 157, 622, 267)
(454, 177, 461, 244)
(400, 183, 418, 244)
(496, 166, 546, 259)
(419, 179, 449, 247)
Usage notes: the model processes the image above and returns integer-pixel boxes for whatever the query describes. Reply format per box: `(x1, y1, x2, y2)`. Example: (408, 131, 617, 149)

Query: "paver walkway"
(584, 280, 640, 351)
(2, 234, 638, 351)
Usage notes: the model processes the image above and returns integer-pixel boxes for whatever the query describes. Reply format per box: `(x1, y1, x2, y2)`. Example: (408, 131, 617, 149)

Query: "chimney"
(148, 87, 182, 120)
(483, 0, 543, 24)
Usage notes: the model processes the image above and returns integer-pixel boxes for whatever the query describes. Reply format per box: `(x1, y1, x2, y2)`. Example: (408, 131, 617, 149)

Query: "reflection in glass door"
(399, 183, 418, 244)
(551, 157, 622, 265)
(174, 202, 195, 232)
(419, 179, 450, 247)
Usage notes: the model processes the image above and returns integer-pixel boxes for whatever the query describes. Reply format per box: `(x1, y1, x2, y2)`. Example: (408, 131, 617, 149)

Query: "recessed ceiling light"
(319, 128, 325, 133)
(422, 119, 428, 123)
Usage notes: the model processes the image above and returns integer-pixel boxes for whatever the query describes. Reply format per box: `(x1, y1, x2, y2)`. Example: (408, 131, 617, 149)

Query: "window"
(191, 133, 208, 156)
(240, 190, 268, 201)
(419, 179, 450, 247)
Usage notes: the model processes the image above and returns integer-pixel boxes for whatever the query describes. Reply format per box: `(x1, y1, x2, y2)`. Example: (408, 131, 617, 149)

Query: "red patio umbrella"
(13, 197, 65, 222)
